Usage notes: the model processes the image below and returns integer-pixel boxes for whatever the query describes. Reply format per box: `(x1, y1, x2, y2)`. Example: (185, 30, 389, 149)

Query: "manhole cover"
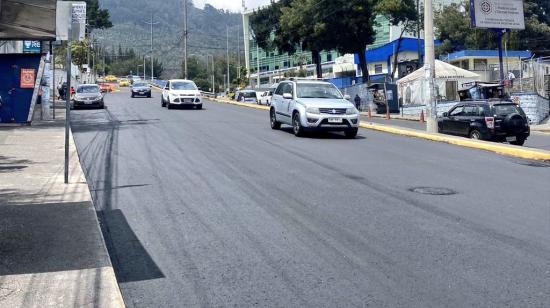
(409, 187, 457, 195)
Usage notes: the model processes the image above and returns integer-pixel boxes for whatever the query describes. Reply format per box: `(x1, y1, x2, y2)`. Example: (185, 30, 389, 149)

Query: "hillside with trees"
(97, 0, 244, 78)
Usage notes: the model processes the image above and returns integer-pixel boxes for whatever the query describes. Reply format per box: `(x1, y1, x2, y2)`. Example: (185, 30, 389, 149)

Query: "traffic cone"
(420, 110, 425, 123)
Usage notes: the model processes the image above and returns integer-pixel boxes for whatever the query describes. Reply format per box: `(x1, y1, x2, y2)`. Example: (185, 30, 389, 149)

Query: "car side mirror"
(442, 112, 448, 117)
(344, 94, 351, 100)
(283, 93, 293, 100)
(164, 87, 169, 90)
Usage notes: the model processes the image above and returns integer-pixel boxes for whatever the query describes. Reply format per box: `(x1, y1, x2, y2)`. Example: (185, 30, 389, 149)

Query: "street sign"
(56, 1, 86, 41)
(23, 41, 41, 53)
(470, 0, 525, 30)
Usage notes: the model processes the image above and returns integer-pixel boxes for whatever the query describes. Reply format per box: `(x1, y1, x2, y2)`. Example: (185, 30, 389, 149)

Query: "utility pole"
(256, 42, 260, 88)
(145, 13, 159, 81)
(424, 0, 437, 133)
(226, 26, 230, 92)
(237, 26, 241, 80)
(183, 0, 188, 79)
(417, 0, 422, 66)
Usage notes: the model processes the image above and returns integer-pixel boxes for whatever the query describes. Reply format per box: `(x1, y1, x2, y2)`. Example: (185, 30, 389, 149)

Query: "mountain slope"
(99, 0, 243, 78)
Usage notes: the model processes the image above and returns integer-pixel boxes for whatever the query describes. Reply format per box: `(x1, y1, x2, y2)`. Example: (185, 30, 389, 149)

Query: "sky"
(193, 0, 271, 12)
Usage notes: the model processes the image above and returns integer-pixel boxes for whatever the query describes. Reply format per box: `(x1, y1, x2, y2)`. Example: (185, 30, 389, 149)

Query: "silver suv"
(270, 79, 360, 138)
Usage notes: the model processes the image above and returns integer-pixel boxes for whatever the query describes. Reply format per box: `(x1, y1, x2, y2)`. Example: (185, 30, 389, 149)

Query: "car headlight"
(306, 107, 320, 114)
(346, 107, 358, 115)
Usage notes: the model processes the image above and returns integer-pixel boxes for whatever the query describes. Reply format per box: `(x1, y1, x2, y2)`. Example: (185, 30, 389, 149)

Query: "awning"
(397, 60, 480, 84)
(0, 0, 57, 40)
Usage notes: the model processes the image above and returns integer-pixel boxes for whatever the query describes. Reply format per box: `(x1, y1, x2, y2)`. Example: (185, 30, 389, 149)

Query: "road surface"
(71, 89, 550, 307)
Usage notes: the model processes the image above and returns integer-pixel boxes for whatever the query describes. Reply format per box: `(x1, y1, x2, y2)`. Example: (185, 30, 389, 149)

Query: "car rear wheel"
(469, 129, 482, 140)
(293, 113, 304, 137)
(270, 109, 281, 130)
(510, 137, 526, 146)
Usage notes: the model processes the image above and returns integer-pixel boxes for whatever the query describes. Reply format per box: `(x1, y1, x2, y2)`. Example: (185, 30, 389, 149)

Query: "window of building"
(461, 60, 469, 70)
(474, 59, 487, 70)
(326, 54, 332, 62)
(375, 64, 383, 74)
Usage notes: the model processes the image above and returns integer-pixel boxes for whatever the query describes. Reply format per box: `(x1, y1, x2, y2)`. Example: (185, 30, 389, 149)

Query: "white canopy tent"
(397, 60, 480, 106)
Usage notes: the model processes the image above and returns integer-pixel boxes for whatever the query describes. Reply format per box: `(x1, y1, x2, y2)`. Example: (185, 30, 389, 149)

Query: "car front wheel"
(270, 109, 281, 130)
(292, 113, 304, 137)
(345, 129, 358, 139)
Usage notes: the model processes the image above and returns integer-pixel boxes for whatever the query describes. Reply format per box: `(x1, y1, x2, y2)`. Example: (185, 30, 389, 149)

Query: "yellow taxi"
(118, 79, 130, 87)
(105, 75, 118, 82)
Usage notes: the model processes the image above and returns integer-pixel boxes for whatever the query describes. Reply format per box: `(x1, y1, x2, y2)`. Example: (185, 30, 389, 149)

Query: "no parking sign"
(20, 69, 36, 89)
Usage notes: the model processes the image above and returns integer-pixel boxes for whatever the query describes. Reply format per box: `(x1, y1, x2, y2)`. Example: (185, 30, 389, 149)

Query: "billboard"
(0, 0, 57, 40)
(471, 0, 525, 30)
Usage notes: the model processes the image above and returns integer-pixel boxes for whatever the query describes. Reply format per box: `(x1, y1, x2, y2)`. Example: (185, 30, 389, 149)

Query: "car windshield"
(171, 81, 197, 90)
(243, 91, 256, 98)
(493, 104, 525, 116)
(77, 85, 100, 93)
(134, 83, 148, 87)
(296, 83, 343, 99)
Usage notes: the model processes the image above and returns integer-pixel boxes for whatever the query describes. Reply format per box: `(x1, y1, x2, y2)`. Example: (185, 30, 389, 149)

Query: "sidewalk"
(0, 109, 124, 307)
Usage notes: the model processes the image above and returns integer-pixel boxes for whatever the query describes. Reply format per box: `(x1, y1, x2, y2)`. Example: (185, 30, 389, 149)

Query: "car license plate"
(328, 117, 343, 123)
(506, 136, 517, 142)
(84, 101, 92, 104)
(183, 98, 193, 103)
(139, 91, 145, 94)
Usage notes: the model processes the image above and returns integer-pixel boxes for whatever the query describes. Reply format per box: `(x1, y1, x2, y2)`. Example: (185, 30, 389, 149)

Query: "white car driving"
(161, 79, 202, 109)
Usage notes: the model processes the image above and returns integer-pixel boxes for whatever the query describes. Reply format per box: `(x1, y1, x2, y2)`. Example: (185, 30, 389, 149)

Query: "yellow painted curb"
(211, 98, 270, 111)
(209, 96, 550, 161)
(360, 122, 550, 161)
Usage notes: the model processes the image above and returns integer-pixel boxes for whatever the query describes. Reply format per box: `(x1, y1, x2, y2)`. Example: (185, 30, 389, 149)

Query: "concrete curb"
(70, 129, 126, 308)
(210, 97, 550, 161)
(359, 122, 550, 161)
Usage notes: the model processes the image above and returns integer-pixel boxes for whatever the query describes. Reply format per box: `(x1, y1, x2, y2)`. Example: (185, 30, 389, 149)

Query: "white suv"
(270, 79, 360, 138)
(161, 79, 202, 109)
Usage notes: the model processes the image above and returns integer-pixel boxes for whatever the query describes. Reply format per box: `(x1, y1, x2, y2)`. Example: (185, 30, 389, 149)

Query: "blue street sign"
(23, 41, 41, 53)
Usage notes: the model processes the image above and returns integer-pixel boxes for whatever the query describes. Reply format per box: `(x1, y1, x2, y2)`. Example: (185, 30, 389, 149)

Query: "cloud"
(193, 0, 271, 12)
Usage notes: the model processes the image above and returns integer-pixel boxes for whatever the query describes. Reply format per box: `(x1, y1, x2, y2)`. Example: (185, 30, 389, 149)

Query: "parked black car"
(438, 101, 530, 146)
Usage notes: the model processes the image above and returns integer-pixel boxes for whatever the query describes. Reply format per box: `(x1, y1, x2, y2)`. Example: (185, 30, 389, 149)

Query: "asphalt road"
(361, 115, 550, 151)
(71, 89, 550, 308)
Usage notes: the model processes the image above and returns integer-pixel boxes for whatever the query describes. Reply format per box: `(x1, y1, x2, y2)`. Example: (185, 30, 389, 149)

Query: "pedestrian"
(508, 71, 516, 88)
(354, 94, 361, 110)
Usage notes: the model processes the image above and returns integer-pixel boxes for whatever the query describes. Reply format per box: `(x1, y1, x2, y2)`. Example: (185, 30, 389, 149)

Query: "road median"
(210, 96, 550, 161)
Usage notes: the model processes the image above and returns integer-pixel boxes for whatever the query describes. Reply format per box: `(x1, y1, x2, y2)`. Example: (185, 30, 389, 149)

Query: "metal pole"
(184, 0, 188, 79)
(65, 28, 72, 184)
(212, 55, 215, 94)
(424, 0, 437, 133)
(256, 42, 260, 88)
(226, 26, 230, 92)
(498, 30, 505, 84)
(151, 13, 154, 81)
(52, 43, 56, 119)
(417, 0, 422, 66)
(237, 27, 241, 80)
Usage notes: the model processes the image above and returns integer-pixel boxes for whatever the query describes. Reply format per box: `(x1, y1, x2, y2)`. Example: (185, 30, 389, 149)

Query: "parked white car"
(161, 79, 202, 109)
